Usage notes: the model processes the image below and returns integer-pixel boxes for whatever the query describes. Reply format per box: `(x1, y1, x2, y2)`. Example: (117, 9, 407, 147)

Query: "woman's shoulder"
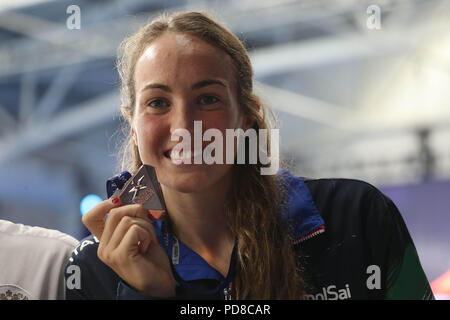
(301, 176, 397, 223)
(308, 176, 386, 204)
(302, 176, 381, 196)
(292, 174, 413, 261)
(279, 169, 394, 225)
(279, 168, 381, 200)
(280, 170, 406, 245)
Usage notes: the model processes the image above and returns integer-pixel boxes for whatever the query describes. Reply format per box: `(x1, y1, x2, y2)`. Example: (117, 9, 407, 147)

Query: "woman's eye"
(199, 95, 219, 105)
(148, 99, 169, 108)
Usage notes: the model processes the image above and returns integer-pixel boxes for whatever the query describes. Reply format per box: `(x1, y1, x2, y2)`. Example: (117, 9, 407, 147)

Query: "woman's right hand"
(82, 198, 176, 298)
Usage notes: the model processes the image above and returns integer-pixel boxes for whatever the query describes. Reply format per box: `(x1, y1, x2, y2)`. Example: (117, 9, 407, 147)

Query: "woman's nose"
(169, 101, 196, 136)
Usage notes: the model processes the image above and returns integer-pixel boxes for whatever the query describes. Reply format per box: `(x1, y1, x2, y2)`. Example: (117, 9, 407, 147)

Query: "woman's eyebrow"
(191, 79, 227, 90)
(140, 79, 227, 93)
(140, 83, 172, 93)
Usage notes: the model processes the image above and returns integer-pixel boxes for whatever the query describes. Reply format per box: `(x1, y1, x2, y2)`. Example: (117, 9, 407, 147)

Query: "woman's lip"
(169, 149, 203, 161)
(163, 146, 204, 157)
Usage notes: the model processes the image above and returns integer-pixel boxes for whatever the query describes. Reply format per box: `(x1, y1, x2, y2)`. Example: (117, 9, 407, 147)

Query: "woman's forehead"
(135, 32, 236, 89)
(139, 33, 203, 60)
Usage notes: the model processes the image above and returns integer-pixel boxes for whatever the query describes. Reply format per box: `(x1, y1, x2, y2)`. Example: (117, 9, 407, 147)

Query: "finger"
(82, 197, 122, 240)
(116, 224, 152, 261)
(101, 204, 152, 246)
(106, 216, 157, 252)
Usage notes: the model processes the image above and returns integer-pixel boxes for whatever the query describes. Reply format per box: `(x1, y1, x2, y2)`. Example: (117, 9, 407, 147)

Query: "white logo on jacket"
(0, 285, 32, 300)
(303, 284, 351, 300)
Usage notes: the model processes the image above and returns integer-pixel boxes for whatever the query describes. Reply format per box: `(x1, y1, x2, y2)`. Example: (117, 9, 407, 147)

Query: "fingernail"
(112, 197, 120, 204)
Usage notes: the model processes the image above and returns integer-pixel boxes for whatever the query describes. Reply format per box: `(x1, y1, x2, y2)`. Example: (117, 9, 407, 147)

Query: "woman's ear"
(131, 128, 138, 145)
(243, 102, 260, 130)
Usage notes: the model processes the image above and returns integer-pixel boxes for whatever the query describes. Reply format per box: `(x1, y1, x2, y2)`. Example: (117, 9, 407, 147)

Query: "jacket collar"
(277, 169, 325, 244)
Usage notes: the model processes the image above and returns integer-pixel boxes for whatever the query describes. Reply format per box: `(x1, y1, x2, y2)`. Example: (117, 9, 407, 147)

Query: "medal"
(107, 165, 166, 219)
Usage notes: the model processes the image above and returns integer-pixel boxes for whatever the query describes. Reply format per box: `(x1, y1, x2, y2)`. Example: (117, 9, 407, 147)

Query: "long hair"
(116, 11, 305, 299)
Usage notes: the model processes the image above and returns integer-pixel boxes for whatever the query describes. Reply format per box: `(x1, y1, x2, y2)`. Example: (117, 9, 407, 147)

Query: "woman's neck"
(160, 174, 234, 253)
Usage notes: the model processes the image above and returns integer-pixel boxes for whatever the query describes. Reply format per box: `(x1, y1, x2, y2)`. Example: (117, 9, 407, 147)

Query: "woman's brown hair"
(116, 11, 305, 299)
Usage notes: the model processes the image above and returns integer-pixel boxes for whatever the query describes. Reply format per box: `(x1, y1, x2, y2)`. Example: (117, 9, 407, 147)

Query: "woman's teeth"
(170, 149, 202, 161)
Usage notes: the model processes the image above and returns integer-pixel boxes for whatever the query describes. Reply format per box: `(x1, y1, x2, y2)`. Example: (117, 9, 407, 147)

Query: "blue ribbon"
(106, 171, 132, 198)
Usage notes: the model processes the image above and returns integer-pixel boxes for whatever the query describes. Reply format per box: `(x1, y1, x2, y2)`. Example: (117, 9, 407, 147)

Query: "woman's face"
(132, 32, 251, 193)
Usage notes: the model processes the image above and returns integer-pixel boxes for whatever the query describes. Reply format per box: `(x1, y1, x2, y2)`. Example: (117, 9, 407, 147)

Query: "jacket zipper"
(292, 225, 325, 245)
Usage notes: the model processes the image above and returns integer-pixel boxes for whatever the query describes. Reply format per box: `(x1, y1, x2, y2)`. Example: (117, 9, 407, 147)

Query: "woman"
(65, 11, 433, 300)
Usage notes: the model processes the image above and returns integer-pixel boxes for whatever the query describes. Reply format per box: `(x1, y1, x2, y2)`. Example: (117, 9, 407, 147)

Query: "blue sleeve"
(116, 281, 154, 300)
(116, 281, 179, 300)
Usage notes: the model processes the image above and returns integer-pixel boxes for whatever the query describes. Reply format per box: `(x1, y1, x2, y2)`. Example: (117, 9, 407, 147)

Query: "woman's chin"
(158, 165, 233, 195)
(160, 172, 213, 194)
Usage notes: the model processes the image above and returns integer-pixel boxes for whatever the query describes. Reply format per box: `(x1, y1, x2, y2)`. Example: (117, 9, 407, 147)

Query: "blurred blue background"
(0, 0, 449, 298)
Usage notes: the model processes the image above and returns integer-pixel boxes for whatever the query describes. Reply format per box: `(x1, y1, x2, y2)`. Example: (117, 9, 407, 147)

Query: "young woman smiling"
(65, 11, 433, 300)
